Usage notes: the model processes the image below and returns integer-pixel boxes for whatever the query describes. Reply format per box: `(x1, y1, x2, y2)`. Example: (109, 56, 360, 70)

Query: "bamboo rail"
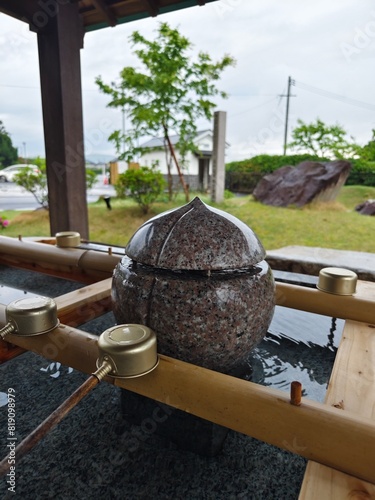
(0, 235, 121, 282)
(0, 318, 375, 484)
(276, 280, 375, 324)
(0, 278, 113, 364)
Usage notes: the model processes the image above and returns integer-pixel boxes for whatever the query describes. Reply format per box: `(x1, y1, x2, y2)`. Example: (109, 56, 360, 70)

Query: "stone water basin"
(112, 197, 275, 374)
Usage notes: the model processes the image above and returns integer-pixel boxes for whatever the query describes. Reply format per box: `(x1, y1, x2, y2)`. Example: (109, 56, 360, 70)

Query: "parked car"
(0, 164, 40, 182)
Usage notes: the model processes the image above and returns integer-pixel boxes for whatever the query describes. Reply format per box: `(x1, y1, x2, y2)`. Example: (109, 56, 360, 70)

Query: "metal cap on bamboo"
(97, 324, 158, 378)
(5, 297, 59, 336)
(55, 231, 81, 248)
(317, 267, 357, 296)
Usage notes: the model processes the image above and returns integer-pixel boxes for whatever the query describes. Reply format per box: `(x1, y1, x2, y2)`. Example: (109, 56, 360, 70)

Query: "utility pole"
(280, 76, 295, 155)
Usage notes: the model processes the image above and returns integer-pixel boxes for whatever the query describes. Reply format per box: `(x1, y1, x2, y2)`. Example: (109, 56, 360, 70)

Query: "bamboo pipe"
(276, 280, 375, 324)
(115, 351, 375, 485)
(54, 277, 113, 326)
(0, 363, 112, 477)
(0, 235, 121, 280)
(0, 279, 112, 364)
(2, 320, 375, 483)
(1, 322, 99, 372)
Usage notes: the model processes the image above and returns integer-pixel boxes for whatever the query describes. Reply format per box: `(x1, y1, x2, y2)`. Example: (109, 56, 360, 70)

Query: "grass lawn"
(1, 186, 374, 253)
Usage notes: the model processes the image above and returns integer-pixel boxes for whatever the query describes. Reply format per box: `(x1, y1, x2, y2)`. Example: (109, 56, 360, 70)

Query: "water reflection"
(0, 284, 38, 304)
(249, 306, 344, 402)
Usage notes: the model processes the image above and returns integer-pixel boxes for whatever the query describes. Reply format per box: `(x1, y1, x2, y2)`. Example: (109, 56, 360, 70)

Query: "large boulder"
(355, 199, 375, 215)
(253, 160, 352, 207)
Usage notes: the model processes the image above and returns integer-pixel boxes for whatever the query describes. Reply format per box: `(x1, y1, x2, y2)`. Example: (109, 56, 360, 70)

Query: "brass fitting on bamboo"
(1, 296, 59, 339)
(96, 324, 159, 378)
(92, 359, 113, 381)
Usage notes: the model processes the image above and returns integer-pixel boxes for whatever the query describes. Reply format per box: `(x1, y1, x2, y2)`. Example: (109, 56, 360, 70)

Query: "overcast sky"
(1, 0, 375, 163)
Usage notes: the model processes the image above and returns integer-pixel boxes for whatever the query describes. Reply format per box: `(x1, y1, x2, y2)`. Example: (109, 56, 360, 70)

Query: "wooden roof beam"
(144, 0, 159, 17)
(91, 0, 117, 26)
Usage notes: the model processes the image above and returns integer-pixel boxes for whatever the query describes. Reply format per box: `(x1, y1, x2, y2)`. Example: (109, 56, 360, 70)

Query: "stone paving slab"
(266, 246, 375, 282)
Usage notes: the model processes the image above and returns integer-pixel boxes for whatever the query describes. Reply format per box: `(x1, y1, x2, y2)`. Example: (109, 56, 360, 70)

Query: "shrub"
(115, 166, 165, 213)
(346, 159, 375, 186)
(86, 169, 98, 190)
(14, 164, 99, 209)
(226, 154, 329, 174)
(225, 154, 330, 193)
(224, 189, 235, 199)
(0, 215, 9, 229)
(14, 167, 49, 209)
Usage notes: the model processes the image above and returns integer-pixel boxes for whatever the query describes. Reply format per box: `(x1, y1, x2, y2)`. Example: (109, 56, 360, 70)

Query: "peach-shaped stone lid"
(125, 197, 266, 271)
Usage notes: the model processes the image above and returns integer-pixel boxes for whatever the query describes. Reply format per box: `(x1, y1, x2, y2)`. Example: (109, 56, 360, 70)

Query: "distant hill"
(86, 154, 116, 165)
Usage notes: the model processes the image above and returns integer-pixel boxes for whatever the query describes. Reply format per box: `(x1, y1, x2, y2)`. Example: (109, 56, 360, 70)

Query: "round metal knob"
(55, 231, 81, 248)
(97, 324, 158, 378)
(317, 267, 358, 296)
(3, 296, 59, 337)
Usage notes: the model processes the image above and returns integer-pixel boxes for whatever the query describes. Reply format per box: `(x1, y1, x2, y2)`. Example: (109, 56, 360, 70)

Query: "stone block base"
(121, 390, 229, 457)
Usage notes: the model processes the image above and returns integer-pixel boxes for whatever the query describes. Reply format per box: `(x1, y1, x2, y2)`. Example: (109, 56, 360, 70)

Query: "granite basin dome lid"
(125, 197, 266, 271)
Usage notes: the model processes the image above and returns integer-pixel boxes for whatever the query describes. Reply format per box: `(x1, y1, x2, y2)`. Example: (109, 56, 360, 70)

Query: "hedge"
(225, 155, 375, 191)
(346, 159, 375, 186)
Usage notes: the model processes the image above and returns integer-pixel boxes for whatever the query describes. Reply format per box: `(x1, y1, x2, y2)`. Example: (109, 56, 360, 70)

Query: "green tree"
(356, 129, 375, 161)
(288, 118, 357, 159)
(115, 165, 165, 214)
(14, 158, 97, 209)
(96, 22, 235, 201)
(0, 121, 18, 167)
(14, 163, 49, 209)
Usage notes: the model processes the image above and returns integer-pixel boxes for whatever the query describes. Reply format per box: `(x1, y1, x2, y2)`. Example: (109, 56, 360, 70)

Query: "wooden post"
(211, 111, 227, 203)
(37, 2, 89, 239)
(109, 162, 119, 184)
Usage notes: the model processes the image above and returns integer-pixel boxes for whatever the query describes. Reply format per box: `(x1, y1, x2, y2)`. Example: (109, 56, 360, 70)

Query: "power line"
(0, 84, 39, 89)
(230, 96, 278, 118)
(294, 80, 375, 112)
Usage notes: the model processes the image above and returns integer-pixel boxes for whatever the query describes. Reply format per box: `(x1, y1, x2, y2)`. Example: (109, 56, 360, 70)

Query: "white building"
(139, 130, 214, 191)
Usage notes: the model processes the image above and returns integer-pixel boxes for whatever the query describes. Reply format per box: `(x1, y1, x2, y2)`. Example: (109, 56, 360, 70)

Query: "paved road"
(0, 182, 116, 211)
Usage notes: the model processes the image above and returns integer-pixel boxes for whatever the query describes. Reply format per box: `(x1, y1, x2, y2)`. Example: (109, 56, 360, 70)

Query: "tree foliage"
(226, 153, 375, 190)
(14, 157, 98, 209)
(115, 166, 165, 213)
(226, 154, 329, 193)
(14, 165, 49, 209)
(0, 121, 18, 167)
(355, 129, 375, 161)
(226, 154, 329, 173)
(96, 22, 235, 201)
(288, 118, 356, 159)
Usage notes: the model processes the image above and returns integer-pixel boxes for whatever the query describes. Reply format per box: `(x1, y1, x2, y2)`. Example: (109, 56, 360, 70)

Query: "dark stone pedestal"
(121, 362, 254, 457)
(121, 390, 230, 457)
